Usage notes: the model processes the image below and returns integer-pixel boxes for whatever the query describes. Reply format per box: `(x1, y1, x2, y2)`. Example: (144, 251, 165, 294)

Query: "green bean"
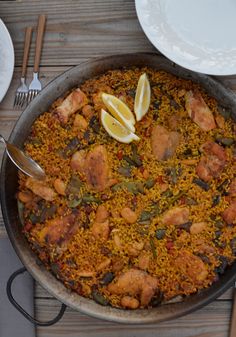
(161, 189, 173, 198)
(100, 272, 114, 285)
(117, 166, 132, 178)
(60, 137, 81, 158)
(89, 116, 100, 134)
(217, 179, 230, 192)
(192, 178, 210, 191)
(155, 229, 166, 240)
(68, 198, 82, 208)
(92, 291, 109, 306)
(150, 237, 157, 258)
(216, 137, 234, 146)
(138, 211, 152, 222)
(212, 195, 221, 207)
(66, 175, 83, 195)
(145, 179, 156, 189)
(82, 194, 101, 204)
(112, 181, 144, 195)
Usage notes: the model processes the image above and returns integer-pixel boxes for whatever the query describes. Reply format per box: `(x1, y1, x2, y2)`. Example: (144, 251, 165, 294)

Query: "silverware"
(28, 14, 46, 103)
(0, 134, 46, 180)
(13, 27, 33, 108)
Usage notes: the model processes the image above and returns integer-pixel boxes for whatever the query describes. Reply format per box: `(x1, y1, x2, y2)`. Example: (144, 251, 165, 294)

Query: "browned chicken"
(229, 178, 236, 198)
(33, 213, 77, 245)
(107, 268, 158, 307)
(70, 150, 87, 174)
(151, 125, 180, 161)
(85, 145, 115, 191)
(120, 296, 139, 309)
(71, 145, 116, 191)
(175, 251, 208, 284)
(162, 207, 189, 226)
(55, 88, 88, 124)
(25, 177, 56, 201)
(196, 141, 227, 182)
(222, 200, 236, 224)
(185, 90, 216, 131)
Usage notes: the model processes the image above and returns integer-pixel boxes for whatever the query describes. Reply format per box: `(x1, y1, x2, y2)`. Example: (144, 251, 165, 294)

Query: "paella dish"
(17, 67, 236, 309)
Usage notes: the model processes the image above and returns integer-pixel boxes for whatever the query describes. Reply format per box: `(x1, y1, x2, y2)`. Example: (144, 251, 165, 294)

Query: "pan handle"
(6, 267, 67, 326)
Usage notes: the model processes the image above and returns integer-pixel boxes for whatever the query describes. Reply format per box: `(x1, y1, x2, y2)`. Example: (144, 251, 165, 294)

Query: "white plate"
(0, 19, 14, 102)
(135, 0, 236, 75)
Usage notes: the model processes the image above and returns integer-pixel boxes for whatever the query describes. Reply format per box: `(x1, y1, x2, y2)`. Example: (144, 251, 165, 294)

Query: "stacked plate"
(0, 19, 14, 102)
(135, 0, 236, 75)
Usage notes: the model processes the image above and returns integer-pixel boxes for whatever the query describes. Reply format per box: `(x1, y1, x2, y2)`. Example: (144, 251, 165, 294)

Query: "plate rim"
(0, 18, 15, 102)
(135, 0, 236, 76)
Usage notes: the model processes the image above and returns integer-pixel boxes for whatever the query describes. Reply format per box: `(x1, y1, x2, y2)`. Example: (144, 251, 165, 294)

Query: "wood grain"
(36, 298, 231, 337)
(0, 0, 156, 67)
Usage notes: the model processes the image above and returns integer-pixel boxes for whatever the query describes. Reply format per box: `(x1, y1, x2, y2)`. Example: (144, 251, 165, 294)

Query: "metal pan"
(1, 53, 236, 324)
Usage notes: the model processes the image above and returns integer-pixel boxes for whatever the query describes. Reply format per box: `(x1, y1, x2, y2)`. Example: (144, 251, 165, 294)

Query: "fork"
(13, 27, 33, 108)
(28, 14, 46, 104)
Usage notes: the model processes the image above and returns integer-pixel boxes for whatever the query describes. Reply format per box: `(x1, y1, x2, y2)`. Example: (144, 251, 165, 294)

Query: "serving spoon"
(0, 134, 46, 180)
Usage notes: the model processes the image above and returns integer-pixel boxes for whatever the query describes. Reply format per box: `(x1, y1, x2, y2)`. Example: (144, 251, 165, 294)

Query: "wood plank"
(0, 0, 156, 67)
(36, 298, 231, 337)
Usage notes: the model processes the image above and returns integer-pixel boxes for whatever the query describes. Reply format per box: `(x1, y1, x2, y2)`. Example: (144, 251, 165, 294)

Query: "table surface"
(0, 1, 235, 336)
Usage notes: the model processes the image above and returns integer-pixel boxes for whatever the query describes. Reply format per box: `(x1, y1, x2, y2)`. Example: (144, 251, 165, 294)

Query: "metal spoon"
(0, 134, 46, 180)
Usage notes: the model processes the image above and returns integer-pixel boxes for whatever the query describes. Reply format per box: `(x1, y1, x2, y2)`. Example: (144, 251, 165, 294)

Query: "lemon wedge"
(134, 73, 151, 121)
(101, 109, 140, 144)
(102, 93, 136, 132)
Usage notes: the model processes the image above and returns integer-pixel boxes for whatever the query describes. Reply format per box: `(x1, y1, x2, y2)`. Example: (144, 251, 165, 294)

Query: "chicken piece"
(34, 213, 77, 245)
(85, 145, 112, 192)
(222, 200, 236, 224)
(70, 150, 87, 174)
(215, 114, 225, 129)
(71, 146, 115, 191)
(120, 296, 140, 309)
(107, 268, 158, 307)
(25, 177, 56, 201)
(112, 257, 124, 272)
(168, 114, 182, 131)
(92, 91, 106, 111)
(190, 222, 208, 235)
(95, 204, 109, 223)
(162, 207, 189, 226)
(229, 178, 236, 198)
(151, 125, 180, 161)
(175, 251, 208, 284)
(196, 141, 227, 182)
(82, 104, 95, 120)
(138, 251, 151, 270)
(91, 220, 110, 241)
(73, 114, 88, 131)
(185, 90, 216, 131)
(54, 178, 66, 196)
(120, 207, 138, 224)
(18, 191, 34, 203)
(55, 88, 88, 124)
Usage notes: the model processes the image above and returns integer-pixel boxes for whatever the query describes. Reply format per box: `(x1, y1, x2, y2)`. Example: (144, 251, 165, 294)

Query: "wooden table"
(0, 1, 235, 336)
